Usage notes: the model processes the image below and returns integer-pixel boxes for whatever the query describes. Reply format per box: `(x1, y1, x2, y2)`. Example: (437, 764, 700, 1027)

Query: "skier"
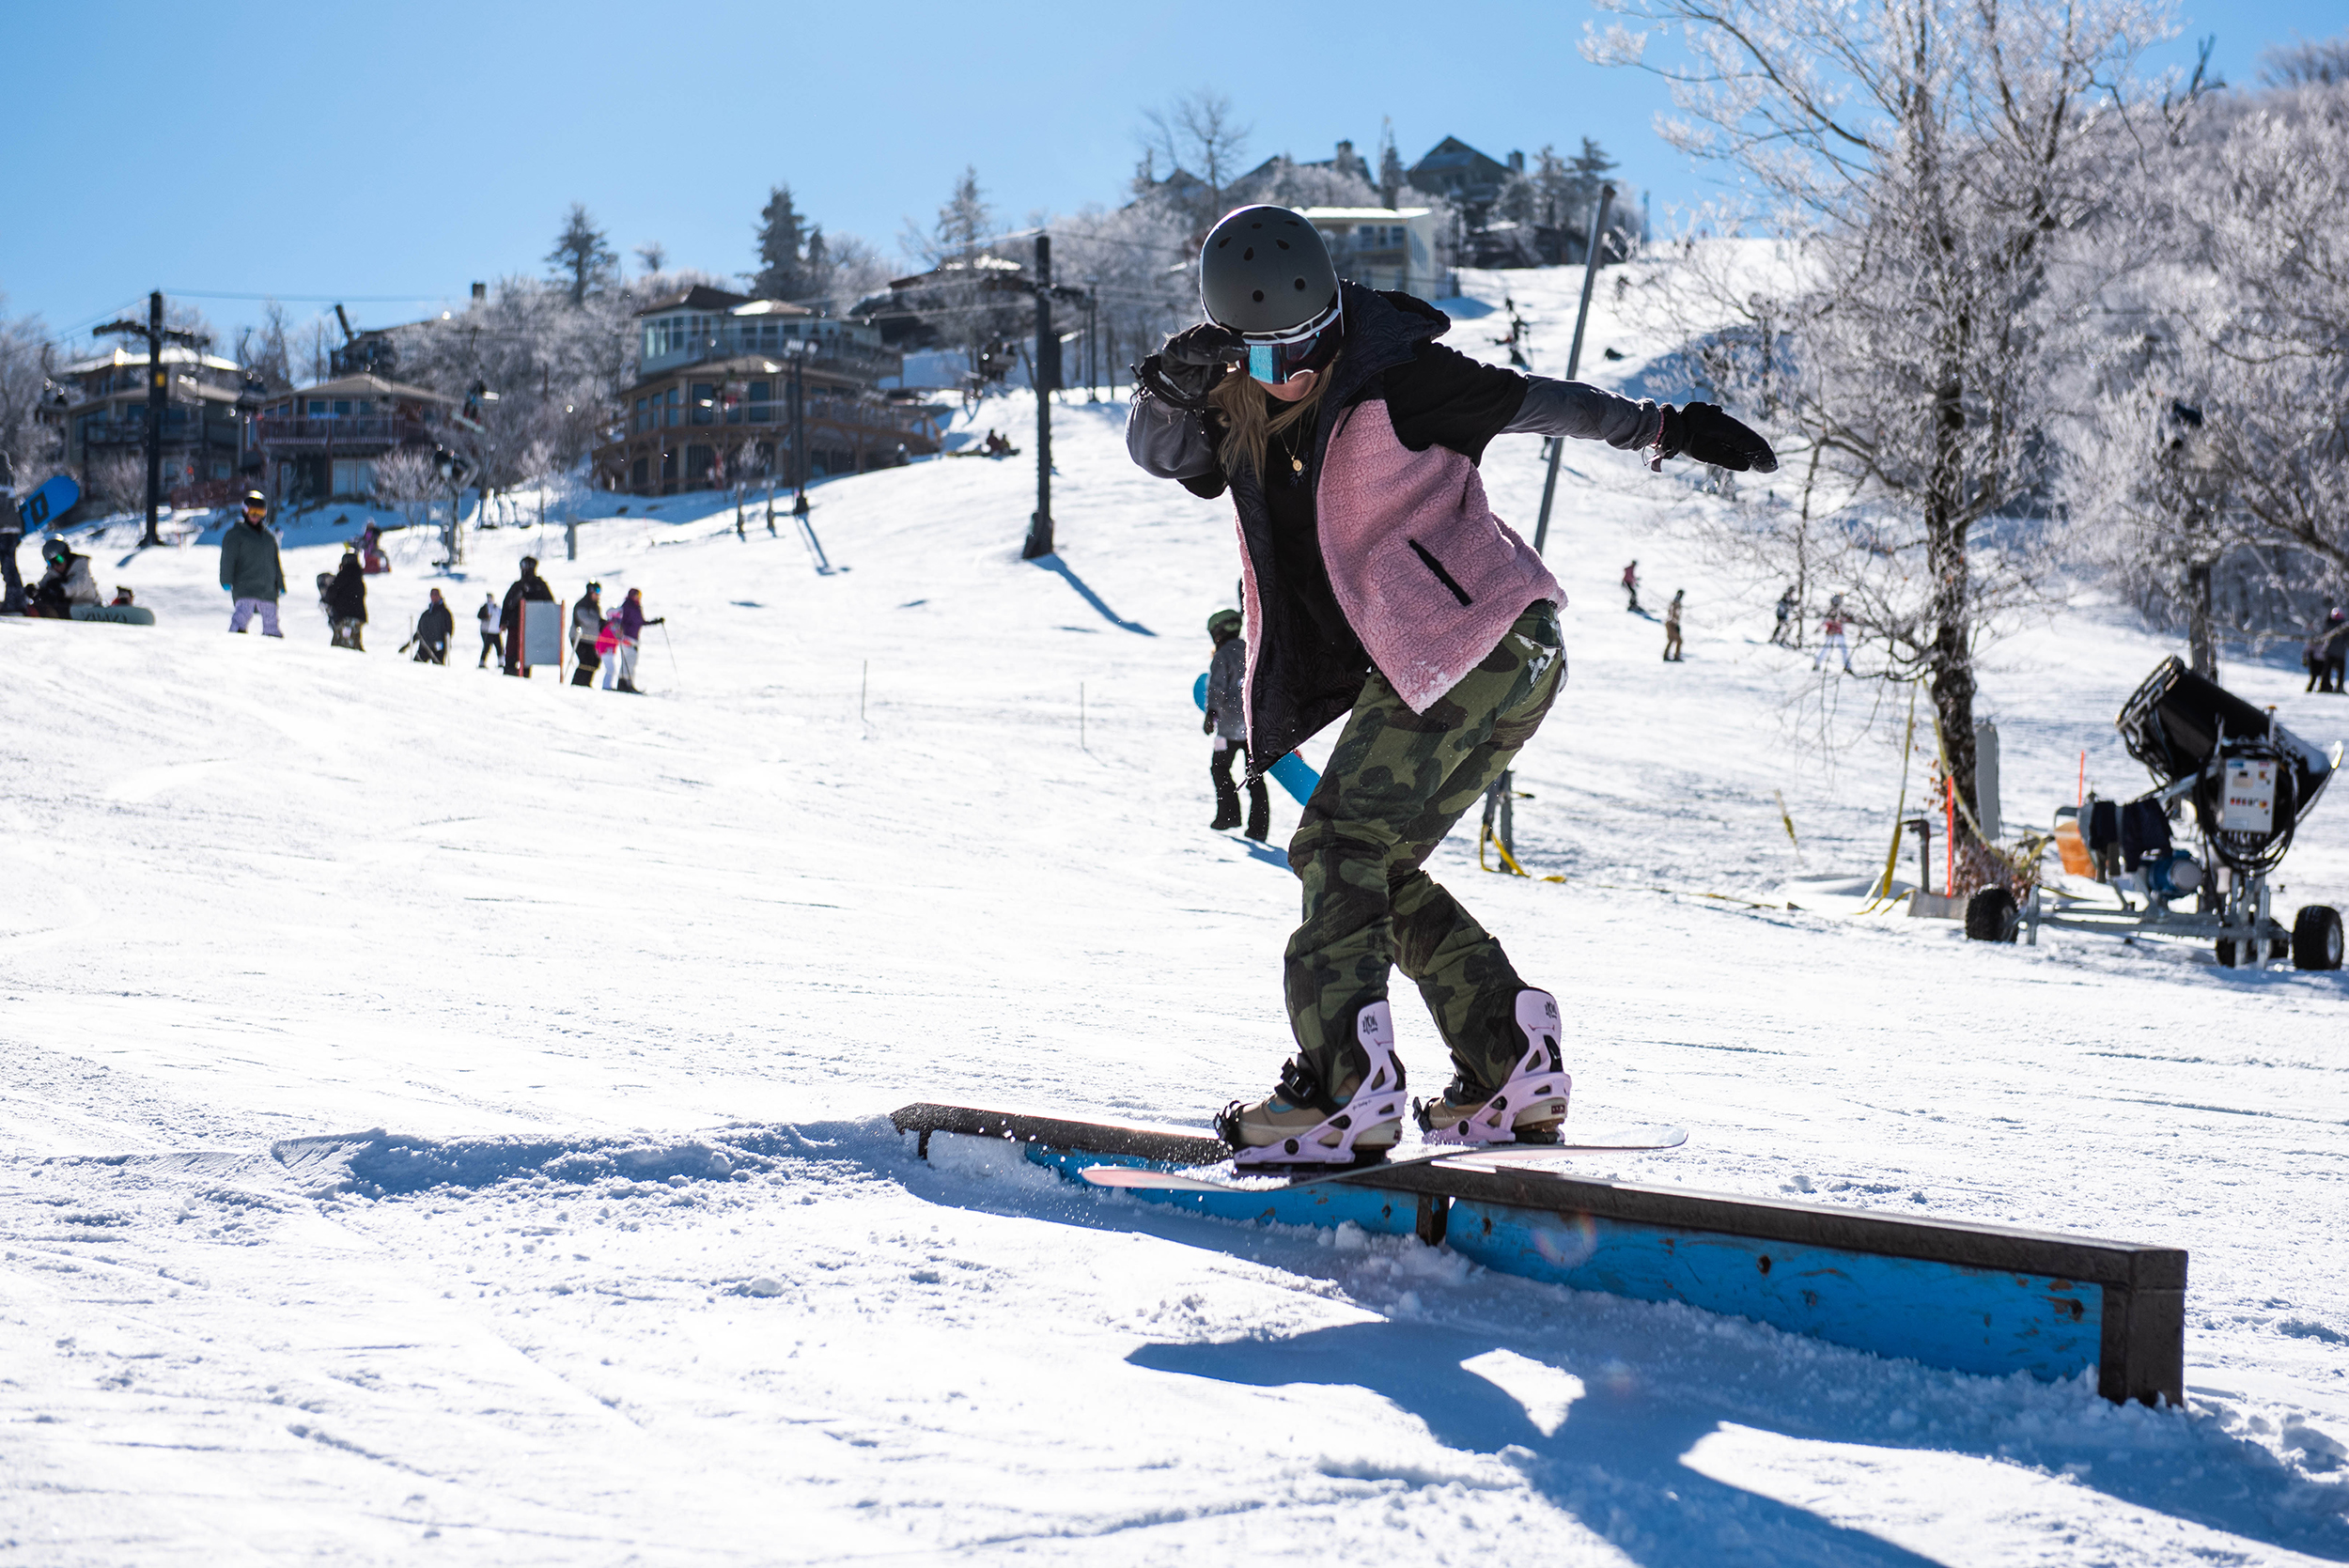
(2325, 608, 2349, 695)
(499, 555, 554, 676)
(1814, 592, 1855, 674)
(475, 594, 503, 668)
(569, 581, 605, 687)
(358, 521, 391, 574)
(1622, 560, 1641, 613)
(31, 536, 101, 618)
(1128, 203, 1775, 1163)
(1205, 608, 1270, 840)
(0, 458, 23, 615)
(324, 545, 367, 650)
(603, 587, 661, 692)
(1663, 589, 1686, 661)
(1770, 584, 1797, 646)
(403, 588, 453, 664)
(219, 489, 286, 637)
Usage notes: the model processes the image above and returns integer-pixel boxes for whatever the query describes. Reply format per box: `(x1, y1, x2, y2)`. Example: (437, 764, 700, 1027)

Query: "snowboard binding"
(1221, 1001, 1408, 1169)
(1417, 990, 1572, 1146)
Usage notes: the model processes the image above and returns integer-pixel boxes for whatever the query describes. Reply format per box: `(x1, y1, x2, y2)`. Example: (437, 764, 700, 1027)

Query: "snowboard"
(1081, 1124, 1687, 1194)
(68, 603, 155, 627)
(11, 474, 79, 535)
(1193, 673, 1320, 805)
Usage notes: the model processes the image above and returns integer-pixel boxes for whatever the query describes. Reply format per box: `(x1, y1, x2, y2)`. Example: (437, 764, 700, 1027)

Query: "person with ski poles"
(1770, 584, 1797, 646)
(1621, 560, 1641, 613)
(402, 587, 454, 663)
(603, 587, 662, 692)
(1128, 203, 1776, 1166)
(1814, 592, 1855, 674)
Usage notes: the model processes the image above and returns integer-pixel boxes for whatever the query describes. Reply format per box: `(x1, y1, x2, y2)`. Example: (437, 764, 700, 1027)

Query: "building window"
(661, 448, 677, 482)
(685, 443, 714, 483)
(633, 396, 647, 434)
(631, 457, 648, 489)
(690, 383, 715, 426)
(748, 381, 772, 423)
(307, 399, 326, 415)
(331, 458, 376, 496)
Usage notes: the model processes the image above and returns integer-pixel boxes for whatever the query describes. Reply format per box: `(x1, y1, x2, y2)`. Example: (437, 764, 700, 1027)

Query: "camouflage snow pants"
(1284, 600, 1564, 1094)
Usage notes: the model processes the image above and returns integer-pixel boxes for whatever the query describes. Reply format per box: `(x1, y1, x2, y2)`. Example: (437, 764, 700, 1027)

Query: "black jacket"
(325, 558, 367, 622)
(415, 601, 454, 644)
(501, 571, 553, 629)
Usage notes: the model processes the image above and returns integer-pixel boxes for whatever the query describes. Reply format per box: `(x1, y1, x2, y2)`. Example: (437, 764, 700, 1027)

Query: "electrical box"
(2223, 755, 2276, 835)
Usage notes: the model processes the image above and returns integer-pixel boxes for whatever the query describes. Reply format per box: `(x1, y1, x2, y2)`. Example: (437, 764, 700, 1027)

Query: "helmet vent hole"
(1295, 279, 1306, 290)
(1276, 240, 1290, 250)
(1252, 289, 1265, 303)
(1242, 247, 1254, 260)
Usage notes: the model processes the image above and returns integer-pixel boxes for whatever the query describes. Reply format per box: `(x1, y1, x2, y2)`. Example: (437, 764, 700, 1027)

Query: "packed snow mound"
(3, 254, 2346, 1563)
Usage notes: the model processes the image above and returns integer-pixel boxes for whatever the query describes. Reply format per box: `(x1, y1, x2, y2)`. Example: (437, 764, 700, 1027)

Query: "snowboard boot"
(1243, 789, 1269, 843)
(616, 679, 641, 694)
(1416, 989, 1572, 1146)
(1217, 1001, 1408, 1169)
(1210, 778, 1242, 831)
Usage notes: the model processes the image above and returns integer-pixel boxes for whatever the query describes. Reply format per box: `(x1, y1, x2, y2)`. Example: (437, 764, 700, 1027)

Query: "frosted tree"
(372, 447, 443, 549)
(0, 302, 61, 489)
(1590, 0, 2180, 891)
(635, 241, 667, 276)
(2069, 70, 2349, 660)
(1138, 91, 1252, 233)
(902, 167, 995, 268)
(547, 205, 618, 306)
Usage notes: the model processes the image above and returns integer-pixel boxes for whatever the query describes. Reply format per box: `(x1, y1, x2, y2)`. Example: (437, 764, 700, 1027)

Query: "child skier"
(1128, 203, 1774, 1164)
(1814, 593, 1855, 674)
(1770, 584, 1797, 646)
(604, 587, 662, 692)
(570, 582, 605, 687)
(1205, 608, 1270, 840)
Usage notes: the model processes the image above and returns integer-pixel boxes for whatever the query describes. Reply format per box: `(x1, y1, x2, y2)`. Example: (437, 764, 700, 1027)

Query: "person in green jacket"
(220, 489, 286, 637)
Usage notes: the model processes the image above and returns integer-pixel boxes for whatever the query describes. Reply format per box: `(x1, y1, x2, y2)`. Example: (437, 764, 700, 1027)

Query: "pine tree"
(1567, 138, 1619, 232)
(754, 185, 806, 301)
(1377, 120, 1406, 209)
(934, 167, 992, 263)
(546, 204, 617, 306)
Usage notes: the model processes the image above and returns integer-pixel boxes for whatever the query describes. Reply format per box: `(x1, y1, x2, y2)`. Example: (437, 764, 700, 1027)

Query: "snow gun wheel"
(1964, 886, 2018, 943)
(2292, 905, 2343, 970)
(2215, 939, 2245, 970)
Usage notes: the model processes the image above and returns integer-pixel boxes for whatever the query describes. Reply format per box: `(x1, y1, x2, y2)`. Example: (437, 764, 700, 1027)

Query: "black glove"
(1134, 323, 1242, 411)
(1655, 403, 1779, 474)
(650, 616, 665, 625)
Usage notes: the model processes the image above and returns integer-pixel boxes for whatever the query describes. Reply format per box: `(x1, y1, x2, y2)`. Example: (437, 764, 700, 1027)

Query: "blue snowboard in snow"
(1193, 673, 1318, 805)
(11, 474, 79, 535)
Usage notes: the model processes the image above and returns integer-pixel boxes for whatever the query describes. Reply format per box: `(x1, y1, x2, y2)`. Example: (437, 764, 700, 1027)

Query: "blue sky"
(4, 0, 2340, 352)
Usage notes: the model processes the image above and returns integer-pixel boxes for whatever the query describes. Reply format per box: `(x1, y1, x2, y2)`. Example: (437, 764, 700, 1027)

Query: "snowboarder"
(1205, 608, 1270, 840)
(499, 556, 554, 676)
(1814, 593, 1854, 673)
(324, 546, 367, 650)
(1622, 560, 1641, 613)
(30, 536, 101, 618)
(1663, 590, 1685, 661)
(403, 588, 453, 664)
(1770, 584, 1797, 646)
(603, 587, 661, 692)
(475, 594, 503, 668)
(219, 489, 286, 637)
(569, 581, 604, 687)
(1128, 202, 1776, 1163)
(0, 459, 23, 615)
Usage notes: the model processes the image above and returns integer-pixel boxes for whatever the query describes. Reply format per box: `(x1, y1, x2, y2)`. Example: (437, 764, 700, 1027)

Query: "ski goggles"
(1238, 300, 1344, 385)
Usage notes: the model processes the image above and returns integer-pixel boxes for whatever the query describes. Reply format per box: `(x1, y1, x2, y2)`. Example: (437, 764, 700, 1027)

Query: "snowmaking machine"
(1969, 656, 2344, 969)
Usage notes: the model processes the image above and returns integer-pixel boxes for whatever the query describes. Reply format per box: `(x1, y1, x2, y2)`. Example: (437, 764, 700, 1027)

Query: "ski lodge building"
(595, 286, 946, 496)
(248, 375, 464, 505)
(47, 345, 252, 508)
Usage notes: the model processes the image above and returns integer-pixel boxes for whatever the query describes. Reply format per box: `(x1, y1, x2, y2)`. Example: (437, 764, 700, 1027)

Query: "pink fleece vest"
(1242, 397, 1563, 722)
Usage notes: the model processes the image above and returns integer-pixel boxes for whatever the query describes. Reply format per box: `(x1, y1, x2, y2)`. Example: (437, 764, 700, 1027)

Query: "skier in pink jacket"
(1128, 204, 1775, 1166)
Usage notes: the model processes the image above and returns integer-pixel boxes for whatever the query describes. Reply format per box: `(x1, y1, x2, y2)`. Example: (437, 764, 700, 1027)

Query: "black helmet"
(1201, 206, 1339, 336)
(585, 582, 601, 595)
(42, 536, 70, 562)
(520, 555, 538, 572)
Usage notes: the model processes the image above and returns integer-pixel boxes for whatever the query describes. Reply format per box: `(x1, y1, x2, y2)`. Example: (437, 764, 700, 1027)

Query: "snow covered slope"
(2, 260, 2344, 1564)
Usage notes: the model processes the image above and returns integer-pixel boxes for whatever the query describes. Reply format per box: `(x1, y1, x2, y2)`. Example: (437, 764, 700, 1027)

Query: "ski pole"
(659, 621, 679, 690)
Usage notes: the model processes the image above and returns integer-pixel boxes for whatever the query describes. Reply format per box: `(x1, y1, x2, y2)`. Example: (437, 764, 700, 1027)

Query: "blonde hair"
(1208, 358, 1339, 483)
